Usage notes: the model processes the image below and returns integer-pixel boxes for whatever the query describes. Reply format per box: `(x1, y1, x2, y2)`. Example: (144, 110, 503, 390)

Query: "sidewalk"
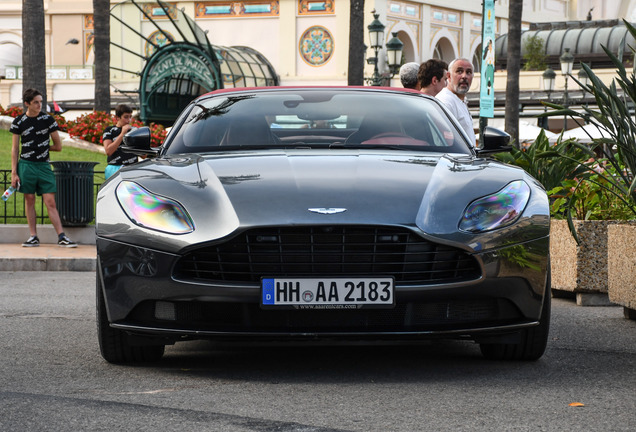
(0, 225, 96, 271)
(1, 117, 102, 272)
(0, 243, 96, 271)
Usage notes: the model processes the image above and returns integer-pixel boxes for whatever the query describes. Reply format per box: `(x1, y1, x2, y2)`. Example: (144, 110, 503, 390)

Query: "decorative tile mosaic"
(145, 30, 174, 58)
(299, 26, 334, 66)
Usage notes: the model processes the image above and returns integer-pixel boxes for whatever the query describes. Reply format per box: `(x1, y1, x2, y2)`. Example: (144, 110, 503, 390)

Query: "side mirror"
(121, 126, 160, 156)
(477, 126, 512, 155)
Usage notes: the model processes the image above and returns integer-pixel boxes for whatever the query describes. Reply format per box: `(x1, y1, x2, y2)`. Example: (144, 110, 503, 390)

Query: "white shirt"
(436, 87, 476, 147)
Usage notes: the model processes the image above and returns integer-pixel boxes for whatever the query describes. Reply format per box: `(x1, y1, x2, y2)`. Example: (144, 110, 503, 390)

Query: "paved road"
(1, 271, 636, 431)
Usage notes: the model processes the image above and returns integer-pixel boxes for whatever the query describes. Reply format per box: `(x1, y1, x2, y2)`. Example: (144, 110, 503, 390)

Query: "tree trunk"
(93, 0, 111, 112)
(22, 0, 47, 107)
(347, 0, 365, 86)
(505, 0, 523, 147)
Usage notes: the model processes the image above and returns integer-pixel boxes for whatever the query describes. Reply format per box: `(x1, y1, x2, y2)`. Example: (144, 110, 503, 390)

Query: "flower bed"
(0, 106, 168, 147)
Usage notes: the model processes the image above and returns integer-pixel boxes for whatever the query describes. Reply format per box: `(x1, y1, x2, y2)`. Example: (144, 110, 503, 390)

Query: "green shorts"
(17, 159, 57, 195)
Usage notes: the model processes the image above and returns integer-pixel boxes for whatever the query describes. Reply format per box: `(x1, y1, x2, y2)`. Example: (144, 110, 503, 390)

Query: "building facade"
(0, 0, 633, 108)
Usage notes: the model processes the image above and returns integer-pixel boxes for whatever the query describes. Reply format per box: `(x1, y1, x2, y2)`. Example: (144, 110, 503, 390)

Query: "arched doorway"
(473, 44, 482, 73)
(396, 30, 416, 63)
(140, 43, 221, 124)
(433, 37, 455, 64)
(0, 40, 21, 78)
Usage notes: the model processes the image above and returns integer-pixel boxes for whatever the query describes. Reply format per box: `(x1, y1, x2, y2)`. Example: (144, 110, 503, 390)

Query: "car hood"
(99, 149, 548, 251)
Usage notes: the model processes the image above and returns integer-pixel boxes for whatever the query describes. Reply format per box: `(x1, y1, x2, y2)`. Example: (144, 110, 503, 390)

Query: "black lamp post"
(577, 67, 589, 87)
(560, 48, 575, 130)
(365, 11, 403, 86)
(541, 66, 556, 130)
(577, 67, 590, 111)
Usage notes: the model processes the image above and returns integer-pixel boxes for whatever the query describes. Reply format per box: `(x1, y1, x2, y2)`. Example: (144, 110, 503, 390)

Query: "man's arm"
(11, 134, 20, 187)
(50, 130, 62, 152)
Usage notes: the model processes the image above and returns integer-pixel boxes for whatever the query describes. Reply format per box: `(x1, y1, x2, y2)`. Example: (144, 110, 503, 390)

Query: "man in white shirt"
(436, 58, 476, 147)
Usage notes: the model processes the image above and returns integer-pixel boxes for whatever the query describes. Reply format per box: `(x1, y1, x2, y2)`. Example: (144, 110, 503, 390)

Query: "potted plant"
(495, 131, 610, 303)
(539, 19, 636, 311)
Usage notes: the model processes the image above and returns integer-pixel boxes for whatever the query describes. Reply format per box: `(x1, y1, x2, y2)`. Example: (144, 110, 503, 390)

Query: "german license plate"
(261, 277, 394, 309)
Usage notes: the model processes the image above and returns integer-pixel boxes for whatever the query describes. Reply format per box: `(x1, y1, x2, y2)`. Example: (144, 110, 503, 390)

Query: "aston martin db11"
(96, 87, 551, 363)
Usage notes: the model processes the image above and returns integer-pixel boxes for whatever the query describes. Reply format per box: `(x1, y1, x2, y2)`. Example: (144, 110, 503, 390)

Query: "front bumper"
(97, 235, 549, 341)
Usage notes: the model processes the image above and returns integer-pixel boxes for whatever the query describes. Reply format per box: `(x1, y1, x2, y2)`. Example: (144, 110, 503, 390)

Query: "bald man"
(436, 58, 476, 146)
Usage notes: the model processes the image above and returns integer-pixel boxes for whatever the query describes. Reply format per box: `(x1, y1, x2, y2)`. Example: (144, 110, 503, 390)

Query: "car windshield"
(164, 89, 472, 155)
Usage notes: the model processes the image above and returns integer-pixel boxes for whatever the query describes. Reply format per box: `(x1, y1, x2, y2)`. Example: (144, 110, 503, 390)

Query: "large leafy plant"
(539, 20, 636, 241)
(494, 130, 589, 192)
(549, 163, 636, 221)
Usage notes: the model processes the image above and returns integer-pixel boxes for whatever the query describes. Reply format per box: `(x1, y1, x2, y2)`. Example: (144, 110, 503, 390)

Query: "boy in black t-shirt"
(10, 88, 77, 247)
(102, 104, 137, 179)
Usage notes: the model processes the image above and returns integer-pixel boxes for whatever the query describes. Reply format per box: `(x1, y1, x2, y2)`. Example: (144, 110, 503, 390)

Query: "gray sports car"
(96, 86, 551, 363)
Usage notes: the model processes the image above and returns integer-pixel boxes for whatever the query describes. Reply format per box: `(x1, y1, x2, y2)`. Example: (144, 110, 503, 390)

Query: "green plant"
(522, 35, 547, 71)
(549, 161, 636, 221)
(3, 107, 168, 147)
(66, 111, 114, 144)
(53, 114, 70, 132)
(147, 122, 167, 147)
(494, 130, 590, 192)
(1, 105, 24, 118)
(65, 111, 168, 147)
(540, 19, 636, 242)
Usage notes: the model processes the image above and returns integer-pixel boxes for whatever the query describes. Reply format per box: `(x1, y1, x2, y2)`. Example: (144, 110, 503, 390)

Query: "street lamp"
(385, 32, 404, 75)
(577, 67, 589, 87)
(365, 11, 404, 86)
(560, 47, 575, 130)
(541, 66, 556, 129)
(577, 67, 590, 110)
(543, 67, 556, 94)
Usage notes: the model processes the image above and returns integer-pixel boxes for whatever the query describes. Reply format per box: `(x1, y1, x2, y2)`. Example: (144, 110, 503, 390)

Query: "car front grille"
(174, 226, 481, 285)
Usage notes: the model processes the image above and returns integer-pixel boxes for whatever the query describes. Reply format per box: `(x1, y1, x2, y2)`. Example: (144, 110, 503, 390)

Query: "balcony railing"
(1, 169, 104, 224)
(3, 65, 94, 80)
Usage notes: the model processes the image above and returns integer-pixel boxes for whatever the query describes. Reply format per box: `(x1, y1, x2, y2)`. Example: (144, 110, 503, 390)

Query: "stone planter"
(608, 224, 636, 319)
(550, 219, 636, 306)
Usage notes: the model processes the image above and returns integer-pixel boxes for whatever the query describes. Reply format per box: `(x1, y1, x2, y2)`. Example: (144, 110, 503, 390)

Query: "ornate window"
(298, 0, 335, 15)
(142, 2, 178, 20)
(388, 1, 420, 20)
(432, 8, 461, 27)
(195, 1, 280, 18)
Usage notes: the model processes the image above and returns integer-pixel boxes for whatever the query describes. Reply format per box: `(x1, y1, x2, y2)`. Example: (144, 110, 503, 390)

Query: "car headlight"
(116, 181, 194, 234)
(459, 180, 530, 233)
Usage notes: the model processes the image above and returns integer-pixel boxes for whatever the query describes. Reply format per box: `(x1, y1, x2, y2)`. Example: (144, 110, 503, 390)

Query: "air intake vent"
(174, 226, 480, 285)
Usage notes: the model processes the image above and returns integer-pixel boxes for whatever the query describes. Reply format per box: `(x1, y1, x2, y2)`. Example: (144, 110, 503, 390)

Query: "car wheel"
(480, 268, 551, 361)
(96, 275, 165, 363)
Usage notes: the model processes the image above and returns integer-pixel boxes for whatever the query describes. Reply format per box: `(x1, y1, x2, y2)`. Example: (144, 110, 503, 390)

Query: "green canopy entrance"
(110, 0, 279, 124)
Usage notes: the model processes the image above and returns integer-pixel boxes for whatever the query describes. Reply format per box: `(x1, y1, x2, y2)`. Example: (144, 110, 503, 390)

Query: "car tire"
(96, 275, 165, 363)
(479, 268, 551, 361)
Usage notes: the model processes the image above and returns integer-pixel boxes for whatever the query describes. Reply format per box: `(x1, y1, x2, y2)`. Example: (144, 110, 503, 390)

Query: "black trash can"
(51, 161, 99, 227)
